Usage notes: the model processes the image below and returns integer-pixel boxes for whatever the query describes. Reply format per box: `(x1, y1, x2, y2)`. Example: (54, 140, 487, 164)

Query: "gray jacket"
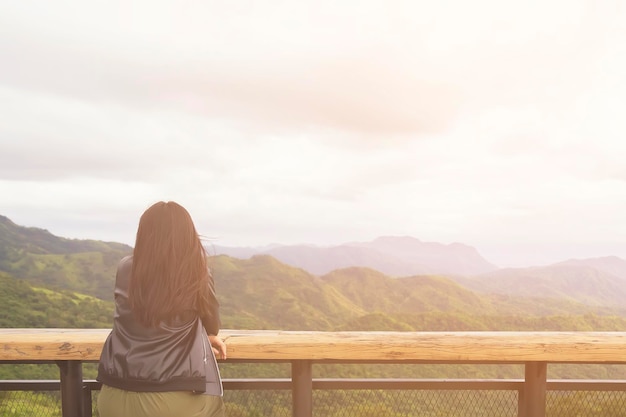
(97, 256, 222, 395)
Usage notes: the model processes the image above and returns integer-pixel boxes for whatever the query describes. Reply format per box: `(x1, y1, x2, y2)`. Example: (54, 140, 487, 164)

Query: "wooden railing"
(2, 329, 626, 417)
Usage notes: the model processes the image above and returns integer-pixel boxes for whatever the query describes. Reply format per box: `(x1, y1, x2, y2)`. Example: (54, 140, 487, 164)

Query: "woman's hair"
(128, 201, 215, 327)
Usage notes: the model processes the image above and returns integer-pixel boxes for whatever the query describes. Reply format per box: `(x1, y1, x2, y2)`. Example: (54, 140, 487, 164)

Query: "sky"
(1, 0, 625, 268)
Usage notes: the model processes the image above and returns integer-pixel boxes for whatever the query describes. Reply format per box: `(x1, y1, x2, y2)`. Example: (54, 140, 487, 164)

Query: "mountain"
(211, 255, 366, 330)
(0, 215, 131, 255)
(353, 236, 497, 275)
(4, 213, 626, 333)
(458, 263, 626, 308)
(320, 267, 495, 315)
(213, 236, 497, 277)
(556, 256, 626, 279)
(0, 215, 132, 299)
(0, 271, 113, 328)
(209, 257, 626, 331)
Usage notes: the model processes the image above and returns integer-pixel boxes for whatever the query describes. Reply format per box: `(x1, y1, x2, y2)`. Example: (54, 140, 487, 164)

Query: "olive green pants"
(97, 385, 225, 417)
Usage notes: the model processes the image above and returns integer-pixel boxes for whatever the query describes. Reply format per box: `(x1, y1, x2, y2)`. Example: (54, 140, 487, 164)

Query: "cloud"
(0, 83, 251, 182)
(1, 0, 626, 258)
(0, 1, 467, 136)
(136, 53, 463, 135)
(0, 0, 607, 142)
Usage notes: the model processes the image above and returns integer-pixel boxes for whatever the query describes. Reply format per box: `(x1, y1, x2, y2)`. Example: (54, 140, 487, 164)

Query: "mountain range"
(210, 237, 626, 309)
(211, 236, 497, 276)
(3, 214, 626, 332)
(457, 262, 626, 308)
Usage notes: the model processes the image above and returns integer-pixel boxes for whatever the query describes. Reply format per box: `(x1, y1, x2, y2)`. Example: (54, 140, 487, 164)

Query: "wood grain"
(1, 329, 625, 363)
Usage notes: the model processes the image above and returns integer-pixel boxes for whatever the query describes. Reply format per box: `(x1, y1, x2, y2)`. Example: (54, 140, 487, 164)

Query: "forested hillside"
(0, 272, 113, 328)
(3, 214, 626, 334)
(0, 215, 131, 299)
(211, 256, 626, 332)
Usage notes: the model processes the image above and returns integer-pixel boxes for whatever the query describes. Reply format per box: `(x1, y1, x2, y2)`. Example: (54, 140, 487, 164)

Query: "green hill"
(0, 271, 113, 328)
(0, 215, 131, 299)
(0, 215, 131, 255)
(317, 266, 626, 331)
(211, 255, 365, 330)
(321, 267, 495, 315)
(209, 257, 626, 332)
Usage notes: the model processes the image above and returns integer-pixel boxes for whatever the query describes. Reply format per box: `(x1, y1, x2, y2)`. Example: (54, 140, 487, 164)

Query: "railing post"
(57, 360, 84, 417)
(291, 360, 312, 417)
(83, 384, 93, 417)
(520, 362, 547, 417)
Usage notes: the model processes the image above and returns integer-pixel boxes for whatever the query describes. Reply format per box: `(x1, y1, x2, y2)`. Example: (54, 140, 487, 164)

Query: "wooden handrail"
(2, 329, 626, 363)
(3, 330, 626, 417)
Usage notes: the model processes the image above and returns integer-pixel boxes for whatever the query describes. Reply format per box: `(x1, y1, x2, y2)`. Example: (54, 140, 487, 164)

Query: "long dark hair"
(128, 201, 215, 327)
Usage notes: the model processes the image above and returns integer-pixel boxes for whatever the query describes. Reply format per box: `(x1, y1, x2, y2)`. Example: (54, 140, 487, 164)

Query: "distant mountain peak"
(214, 235, 497, 277)
(372, 236, 422, 243)
(561, 255, 624, 263)
(555, 256, 626, 279)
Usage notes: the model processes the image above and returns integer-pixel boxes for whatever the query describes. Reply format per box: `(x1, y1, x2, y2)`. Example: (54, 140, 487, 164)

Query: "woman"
(97, 201, 226, 417)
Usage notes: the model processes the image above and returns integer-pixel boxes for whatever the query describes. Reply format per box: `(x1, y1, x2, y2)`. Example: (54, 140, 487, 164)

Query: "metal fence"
(3, 380, 626, 417)
(1, 383, 62, 417)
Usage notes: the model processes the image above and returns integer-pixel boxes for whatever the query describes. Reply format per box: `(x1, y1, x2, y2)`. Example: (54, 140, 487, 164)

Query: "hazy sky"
(1, 0, 625, 267)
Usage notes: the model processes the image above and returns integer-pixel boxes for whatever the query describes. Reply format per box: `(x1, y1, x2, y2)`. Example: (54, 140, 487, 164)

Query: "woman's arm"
(209, 334, 227, 359)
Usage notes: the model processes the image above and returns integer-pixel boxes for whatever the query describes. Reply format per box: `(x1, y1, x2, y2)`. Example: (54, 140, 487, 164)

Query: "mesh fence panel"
(0, 391, 62, 417)
(313, 389, 519, 417)
(224, 390, 291, 417)
(5, 387, 626, 416)
(3, 389, 517, 417)
(546, 390, 626, 417)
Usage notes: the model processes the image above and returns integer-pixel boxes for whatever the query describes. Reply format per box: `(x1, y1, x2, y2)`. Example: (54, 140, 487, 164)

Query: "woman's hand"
(209, 335, 227, 360)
